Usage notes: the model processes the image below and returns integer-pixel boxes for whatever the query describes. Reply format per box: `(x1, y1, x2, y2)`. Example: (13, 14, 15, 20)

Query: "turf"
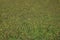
(0, 0, 60, 40)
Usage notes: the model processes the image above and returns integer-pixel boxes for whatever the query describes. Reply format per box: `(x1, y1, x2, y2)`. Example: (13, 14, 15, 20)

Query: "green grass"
(0, 0, 60, 40)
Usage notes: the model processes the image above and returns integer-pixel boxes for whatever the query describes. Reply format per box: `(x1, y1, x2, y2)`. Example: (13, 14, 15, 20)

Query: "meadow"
(0, 0, 60, 40)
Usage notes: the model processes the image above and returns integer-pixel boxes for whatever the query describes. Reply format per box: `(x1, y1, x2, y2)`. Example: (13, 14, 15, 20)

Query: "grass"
(0, 0, 60, 40)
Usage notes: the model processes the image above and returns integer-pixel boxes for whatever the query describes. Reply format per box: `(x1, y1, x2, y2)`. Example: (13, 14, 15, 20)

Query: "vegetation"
(0, 0, 60, 40)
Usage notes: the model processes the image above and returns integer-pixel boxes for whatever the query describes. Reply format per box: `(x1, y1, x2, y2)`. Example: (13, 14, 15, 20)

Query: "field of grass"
(0, 0, 60, 40)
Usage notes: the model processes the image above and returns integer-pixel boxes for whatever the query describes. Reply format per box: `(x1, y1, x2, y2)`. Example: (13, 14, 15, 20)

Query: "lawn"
(0, 0, 60, 40)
